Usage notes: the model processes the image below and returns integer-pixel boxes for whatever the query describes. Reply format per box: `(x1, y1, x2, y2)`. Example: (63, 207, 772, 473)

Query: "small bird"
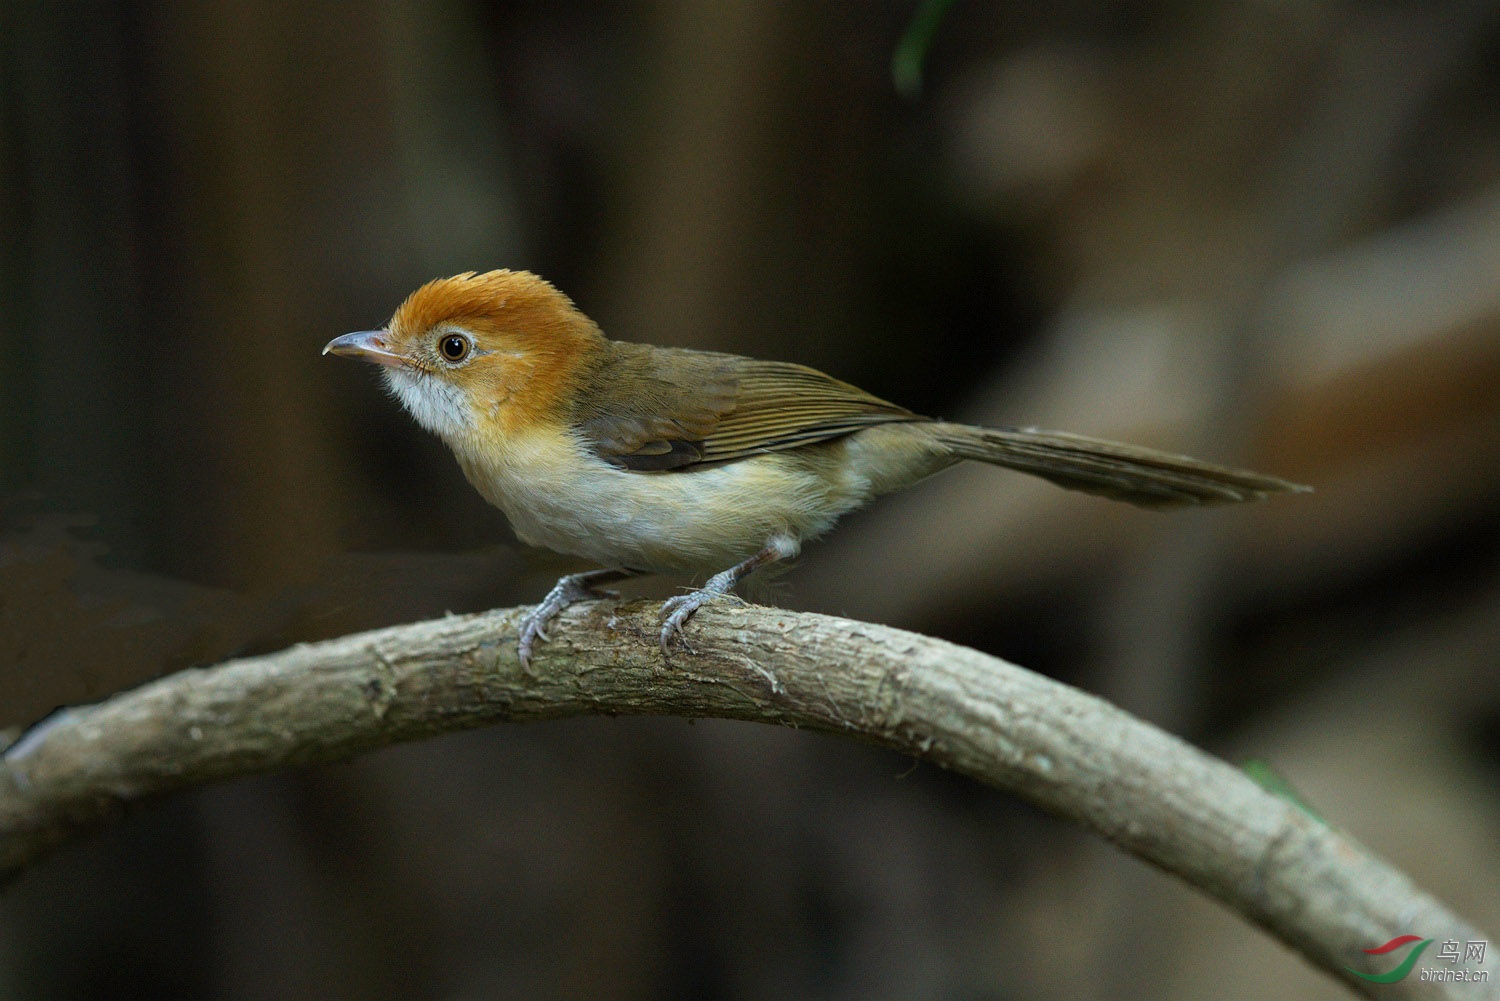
(326, 270, 1307, 666)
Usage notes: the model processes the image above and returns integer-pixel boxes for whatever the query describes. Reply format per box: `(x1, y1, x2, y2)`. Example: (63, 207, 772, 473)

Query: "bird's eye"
(438, 333, 471, 363)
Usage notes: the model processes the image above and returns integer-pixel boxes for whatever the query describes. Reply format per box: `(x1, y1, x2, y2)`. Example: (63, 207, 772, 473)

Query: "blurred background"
(2, 0, 1499, 997)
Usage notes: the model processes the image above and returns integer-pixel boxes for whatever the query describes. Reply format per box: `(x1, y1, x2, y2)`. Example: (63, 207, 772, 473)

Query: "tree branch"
(0, 601, 1490, 998)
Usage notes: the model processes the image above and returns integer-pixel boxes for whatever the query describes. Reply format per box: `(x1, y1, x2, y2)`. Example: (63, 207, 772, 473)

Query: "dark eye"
(438, 333, 471, 363)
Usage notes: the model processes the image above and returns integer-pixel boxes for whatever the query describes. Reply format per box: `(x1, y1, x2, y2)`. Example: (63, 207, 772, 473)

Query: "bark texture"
(0, 600, 1490, 999)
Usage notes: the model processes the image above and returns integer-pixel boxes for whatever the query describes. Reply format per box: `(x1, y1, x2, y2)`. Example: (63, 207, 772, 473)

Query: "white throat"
(383, 368, 474, 442)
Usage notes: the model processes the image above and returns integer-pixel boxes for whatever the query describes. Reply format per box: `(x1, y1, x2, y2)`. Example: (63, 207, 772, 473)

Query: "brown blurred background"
(2, 1, 1499, 998)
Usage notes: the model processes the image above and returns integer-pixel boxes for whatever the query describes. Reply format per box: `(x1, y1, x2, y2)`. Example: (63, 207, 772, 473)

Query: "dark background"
(3, 1, 1499, 998)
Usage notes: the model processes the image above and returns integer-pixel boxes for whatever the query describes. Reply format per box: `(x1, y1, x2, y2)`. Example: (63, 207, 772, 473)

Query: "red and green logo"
(1346, 935, 1433, 984)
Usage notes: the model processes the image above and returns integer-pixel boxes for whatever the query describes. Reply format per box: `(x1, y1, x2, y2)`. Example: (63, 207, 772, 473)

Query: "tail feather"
(935, 424, 1309, 508)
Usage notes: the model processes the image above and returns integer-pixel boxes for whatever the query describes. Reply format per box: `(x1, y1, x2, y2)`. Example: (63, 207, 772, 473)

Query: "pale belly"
(457, 440, 833, 572)
(452, 423, 953, 574)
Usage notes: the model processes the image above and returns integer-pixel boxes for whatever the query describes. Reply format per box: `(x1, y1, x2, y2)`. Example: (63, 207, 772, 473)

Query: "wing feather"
(571, 343, 921, 471)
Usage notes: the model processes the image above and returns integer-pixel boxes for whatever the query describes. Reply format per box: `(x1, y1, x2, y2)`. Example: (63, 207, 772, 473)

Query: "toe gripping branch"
(517, 568, 637, 671)
(659, 538, 795, 655)
(515, 536, 798, 666)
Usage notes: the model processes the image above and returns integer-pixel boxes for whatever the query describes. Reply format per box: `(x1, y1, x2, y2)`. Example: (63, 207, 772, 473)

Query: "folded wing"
(572, 343, 920, 471)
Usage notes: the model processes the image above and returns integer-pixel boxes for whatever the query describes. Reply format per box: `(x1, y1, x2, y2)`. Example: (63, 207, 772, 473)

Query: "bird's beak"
(322, 330, 408, 369)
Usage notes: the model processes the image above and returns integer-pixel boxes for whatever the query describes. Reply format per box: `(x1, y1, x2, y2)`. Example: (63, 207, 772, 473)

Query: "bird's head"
(324, 270, 604, 444)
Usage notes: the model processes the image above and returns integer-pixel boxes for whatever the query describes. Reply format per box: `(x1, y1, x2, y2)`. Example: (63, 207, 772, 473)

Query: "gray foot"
(656, 539, 797, 656)
(519, 570, 627, 671)
(659, 569, 743, 655)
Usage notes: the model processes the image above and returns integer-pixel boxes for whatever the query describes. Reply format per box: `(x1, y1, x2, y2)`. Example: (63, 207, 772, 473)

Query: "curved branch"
(0, 601, 1489, 998)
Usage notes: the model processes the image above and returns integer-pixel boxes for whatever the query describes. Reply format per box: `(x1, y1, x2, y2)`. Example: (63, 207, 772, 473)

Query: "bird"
(325, 269, 1308, 667)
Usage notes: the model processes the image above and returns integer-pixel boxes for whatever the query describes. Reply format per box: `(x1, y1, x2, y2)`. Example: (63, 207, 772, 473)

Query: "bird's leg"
(519, 568, 638, 671)
(660, 536, 798, 655)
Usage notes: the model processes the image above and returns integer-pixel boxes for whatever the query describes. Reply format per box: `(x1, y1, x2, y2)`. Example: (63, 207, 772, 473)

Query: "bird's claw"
(659, 599, 699, 656)
(517, 572, 623, 672)
(658, 590, 743, 656)
(517, 617, 549, 674)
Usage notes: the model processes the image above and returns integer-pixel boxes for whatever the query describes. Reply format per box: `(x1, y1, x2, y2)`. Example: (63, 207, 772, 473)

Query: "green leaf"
(1242, 758, 1327, 824)
(892, 0, 958, 100)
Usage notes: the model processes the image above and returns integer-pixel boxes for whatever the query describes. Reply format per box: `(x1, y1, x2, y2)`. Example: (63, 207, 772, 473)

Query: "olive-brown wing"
(573, 343, 922, 471)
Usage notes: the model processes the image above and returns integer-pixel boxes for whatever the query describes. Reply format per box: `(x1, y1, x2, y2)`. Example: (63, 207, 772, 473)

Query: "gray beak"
(322, 330, 408, 369)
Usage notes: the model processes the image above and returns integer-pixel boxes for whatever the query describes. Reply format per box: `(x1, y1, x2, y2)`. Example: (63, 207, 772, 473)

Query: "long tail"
(933, 423, 1309, 508)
